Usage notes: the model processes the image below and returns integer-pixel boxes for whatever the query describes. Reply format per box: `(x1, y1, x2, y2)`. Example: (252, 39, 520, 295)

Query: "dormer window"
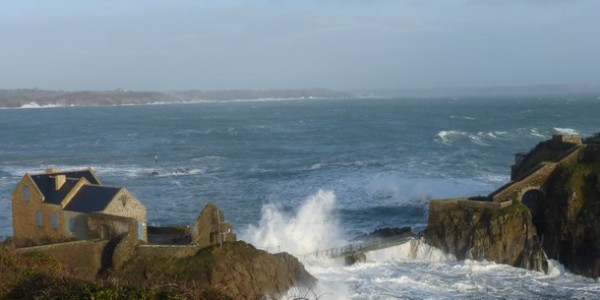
(23, 185, 30, 203)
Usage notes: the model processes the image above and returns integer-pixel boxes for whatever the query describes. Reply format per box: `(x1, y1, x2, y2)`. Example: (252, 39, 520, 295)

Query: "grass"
(0, 243, 231, 299)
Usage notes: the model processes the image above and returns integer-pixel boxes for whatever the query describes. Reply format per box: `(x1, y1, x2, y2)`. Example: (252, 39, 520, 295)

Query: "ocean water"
(1, 96, 600, 298)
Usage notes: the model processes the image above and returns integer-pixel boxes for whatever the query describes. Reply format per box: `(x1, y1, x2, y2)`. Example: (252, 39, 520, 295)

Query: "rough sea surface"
(1, 96, 600, 298)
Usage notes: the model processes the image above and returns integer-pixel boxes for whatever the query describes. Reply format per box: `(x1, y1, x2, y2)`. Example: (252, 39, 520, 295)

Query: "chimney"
(46, 168, 59, 174)
(55, 175, 66, 190)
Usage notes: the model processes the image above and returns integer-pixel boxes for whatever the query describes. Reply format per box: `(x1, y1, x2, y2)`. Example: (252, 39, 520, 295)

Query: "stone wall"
(17, 239, 109, 280)
(87, 213, 144, 242)
(137, 244, 204, 259)
(193, 203, 236, 248)
(491, 145, 586, 203)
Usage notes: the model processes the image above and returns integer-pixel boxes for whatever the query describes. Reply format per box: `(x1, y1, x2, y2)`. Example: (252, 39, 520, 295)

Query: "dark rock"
(538, 163, 600, 278)
(354, 227, 413, 242)
(344, 252, 366, 265)
(426, 202, 548, 273)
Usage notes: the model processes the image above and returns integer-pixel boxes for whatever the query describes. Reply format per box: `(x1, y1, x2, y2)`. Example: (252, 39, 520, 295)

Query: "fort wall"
(17, 239, 109, 280)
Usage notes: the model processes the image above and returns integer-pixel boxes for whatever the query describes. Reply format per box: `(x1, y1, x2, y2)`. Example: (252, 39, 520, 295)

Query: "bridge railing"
(301, 235, 414, 259)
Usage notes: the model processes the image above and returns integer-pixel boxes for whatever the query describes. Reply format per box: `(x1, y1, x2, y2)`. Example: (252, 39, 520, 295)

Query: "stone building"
(11, 168, 147, 247)
(192, 203, 236, 248)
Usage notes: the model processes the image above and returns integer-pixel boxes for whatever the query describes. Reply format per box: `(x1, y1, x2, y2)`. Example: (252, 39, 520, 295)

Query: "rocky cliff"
(539, 160, 600, 277)
(426, 201, 548, 273)
(427, 137, 600, 278)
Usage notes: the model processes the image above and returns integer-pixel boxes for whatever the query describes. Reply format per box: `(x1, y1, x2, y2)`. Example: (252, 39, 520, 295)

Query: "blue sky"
(1, 0, 599, 91)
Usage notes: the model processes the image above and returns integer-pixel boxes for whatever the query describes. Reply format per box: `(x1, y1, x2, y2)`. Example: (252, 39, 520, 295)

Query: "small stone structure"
(193, 203, 236, 248)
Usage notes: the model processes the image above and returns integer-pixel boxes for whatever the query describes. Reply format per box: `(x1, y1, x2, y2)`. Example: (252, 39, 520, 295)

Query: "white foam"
(554, 127, 579, 135)
(450, 115, 477, 120)
(529, 128, 546, 138)
(18, 102, 65, 109)
(242, 189, 346, 255)
(367, 239, 456, 263)
(436, 130, 501, 146)
(436, 130, 468, 144)
(310, 163, 323, 170)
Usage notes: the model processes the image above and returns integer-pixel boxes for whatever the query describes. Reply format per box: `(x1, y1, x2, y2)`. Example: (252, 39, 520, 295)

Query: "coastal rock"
(426, 202, 548, 273)
(211, 242, 316, 299)
(354, 226, 413, 242)
(538, 157, 600, 278)
(115, 241, 316, 300)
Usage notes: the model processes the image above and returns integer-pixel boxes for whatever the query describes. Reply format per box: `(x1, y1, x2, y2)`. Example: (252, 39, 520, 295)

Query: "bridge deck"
(302, 236, 414, 259)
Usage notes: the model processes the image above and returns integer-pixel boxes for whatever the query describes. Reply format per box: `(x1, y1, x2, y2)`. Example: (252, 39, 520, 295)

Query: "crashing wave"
(553, 127, 578, 135)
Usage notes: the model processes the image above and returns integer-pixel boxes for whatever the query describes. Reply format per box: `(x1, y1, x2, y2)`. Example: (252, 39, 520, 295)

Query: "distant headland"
(0, 88, 353, 108)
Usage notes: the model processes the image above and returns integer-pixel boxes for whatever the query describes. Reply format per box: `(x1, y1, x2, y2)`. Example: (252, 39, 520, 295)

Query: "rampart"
(490, 145, 585, 203)
(429, 139, 588, 225)
(137, 244, 205, 258)
(17, 239, 109, 280)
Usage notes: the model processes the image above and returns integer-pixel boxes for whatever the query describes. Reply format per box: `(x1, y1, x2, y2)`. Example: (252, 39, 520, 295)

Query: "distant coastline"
(1, 85, 600, 109)
(0, 88, 354, 109)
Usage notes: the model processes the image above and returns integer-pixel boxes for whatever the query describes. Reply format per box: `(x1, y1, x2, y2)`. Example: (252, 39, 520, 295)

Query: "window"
(36, 211, 43, 227)
(51, 213, 58, 230)
(69, 218, 76, 232)
(23, 185, 30, 203)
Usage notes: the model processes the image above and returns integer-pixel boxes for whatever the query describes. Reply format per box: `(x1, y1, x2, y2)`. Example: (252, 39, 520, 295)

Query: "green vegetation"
(0, 243, 231, 299)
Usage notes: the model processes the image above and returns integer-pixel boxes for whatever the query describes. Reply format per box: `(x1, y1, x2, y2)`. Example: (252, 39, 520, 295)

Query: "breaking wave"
(242, 189, 346, 255)
(436, 130, 509, 145)
(554, 127, 579, 135)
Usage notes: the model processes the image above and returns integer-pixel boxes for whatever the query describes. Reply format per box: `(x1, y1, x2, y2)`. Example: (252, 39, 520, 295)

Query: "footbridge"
(301, 235, 415, 259)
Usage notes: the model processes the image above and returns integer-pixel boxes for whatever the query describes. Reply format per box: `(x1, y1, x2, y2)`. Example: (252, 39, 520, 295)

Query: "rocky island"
(426, 132, 600, 278)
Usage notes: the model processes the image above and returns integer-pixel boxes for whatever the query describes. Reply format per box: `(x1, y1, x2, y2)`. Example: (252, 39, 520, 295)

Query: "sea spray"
(366, 239, 456, 264)
(243, 189, 346, 255)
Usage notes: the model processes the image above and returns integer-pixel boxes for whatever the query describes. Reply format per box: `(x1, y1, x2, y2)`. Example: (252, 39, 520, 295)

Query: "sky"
(0, 0, 599, 91)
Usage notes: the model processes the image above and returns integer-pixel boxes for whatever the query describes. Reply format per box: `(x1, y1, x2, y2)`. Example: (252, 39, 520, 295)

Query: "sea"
(1, 96, 600, 299)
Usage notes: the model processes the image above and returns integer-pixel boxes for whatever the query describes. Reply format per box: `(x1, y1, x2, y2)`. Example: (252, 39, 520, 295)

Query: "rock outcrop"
(538, 156, 600, 277)
(426, 136, 600, 278)
(114, 241, 316, 300)
(426, 201, 548, 273)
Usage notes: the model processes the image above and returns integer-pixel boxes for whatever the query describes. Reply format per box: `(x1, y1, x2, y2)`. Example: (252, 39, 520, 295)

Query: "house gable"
(102, 188, 147, 224)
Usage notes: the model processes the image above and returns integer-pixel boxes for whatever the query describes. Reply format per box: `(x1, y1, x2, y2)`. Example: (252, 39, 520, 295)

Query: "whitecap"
(554, 127, 579, 135)
(450, 115, 477, 120)
(436, 130, 468, 144)
(529, 128, 546, 138)
(310, 163, 323, 170)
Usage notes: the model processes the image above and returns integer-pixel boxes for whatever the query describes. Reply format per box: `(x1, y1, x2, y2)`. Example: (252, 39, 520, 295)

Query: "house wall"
(87, 213, 147, 242)
(103, 189, 147, 241)
(12, 176, 77, 247)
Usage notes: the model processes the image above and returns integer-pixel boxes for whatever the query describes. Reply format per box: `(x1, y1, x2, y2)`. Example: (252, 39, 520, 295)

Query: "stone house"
(11, 168, 147, 247)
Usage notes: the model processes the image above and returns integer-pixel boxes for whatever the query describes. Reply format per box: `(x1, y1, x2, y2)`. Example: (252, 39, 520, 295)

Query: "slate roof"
(30, 170, 101, 204)
(64, 185, 121, 213)
(33, 177, 80, 205)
